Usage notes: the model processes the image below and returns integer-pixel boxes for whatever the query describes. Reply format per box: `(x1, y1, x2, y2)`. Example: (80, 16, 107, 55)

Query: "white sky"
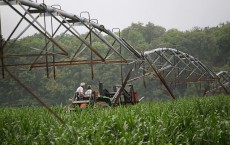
(1, 0, 230, 38)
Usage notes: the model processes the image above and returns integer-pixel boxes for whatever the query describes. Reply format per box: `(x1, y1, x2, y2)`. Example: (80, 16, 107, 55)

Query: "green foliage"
(0, 95, 230, 144)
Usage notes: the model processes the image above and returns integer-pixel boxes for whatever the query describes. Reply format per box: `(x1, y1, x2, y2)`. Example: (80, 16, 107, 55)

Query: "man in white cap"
(74, 82, 86, 101)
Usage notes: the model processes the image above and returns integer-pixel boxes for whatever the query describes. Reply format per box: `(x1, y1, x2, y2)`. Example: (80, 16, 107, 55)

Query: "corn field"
(0, 95, 230, 145)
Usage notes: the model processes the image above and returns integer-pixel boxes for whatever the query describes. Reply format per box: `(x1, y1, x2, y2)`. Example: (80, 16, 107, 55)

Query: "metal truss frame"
(142, 48, 218, 83)
(0, 0, 142, 79)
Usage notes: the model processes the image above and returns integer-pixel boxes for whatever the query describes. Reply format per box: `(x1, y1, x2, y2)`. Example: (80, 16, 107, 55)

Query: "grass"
(0, 95, 230, 145)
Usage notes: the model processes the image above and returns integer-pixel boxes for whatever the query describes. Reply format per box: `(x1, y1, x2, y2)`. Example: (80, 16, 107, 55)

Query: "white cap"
(80, 82, 85, 86)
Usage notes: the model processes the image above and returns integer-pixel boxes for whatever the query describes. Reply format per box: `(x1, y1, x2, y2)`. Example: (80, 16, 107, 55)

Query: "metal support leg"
(112, 64, 135, 106)
(4, 65, 65, 124)
(145, 55, 176, 100)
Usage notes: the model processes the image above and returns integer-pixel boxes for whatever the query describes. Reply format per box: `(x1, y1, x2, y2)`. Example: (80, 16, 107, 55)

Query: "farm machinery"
(69, 82, 144, 110)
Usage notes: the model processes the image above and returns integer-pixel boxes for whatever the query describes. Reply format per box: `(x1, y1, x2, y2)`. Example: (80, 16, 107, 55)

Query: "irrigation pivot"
(0, 0, 228, 106)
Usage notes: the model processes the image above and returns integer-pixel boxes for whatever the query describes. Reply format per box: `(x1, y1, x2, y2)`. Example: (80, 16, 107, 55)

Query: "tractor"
(68, 82, 144, 110)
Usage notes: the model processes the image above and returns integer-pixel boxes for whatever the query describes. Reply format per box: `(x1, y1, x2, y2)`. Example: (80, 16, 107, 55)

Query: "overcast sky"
(1, 0, 230, 38)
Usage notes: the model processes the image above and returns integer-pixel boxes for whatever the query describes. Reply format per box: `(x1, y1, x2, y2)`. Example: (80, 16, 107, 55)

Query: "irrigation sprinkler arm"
(18, 0, 105, 32)
(21, 0, 142, 58)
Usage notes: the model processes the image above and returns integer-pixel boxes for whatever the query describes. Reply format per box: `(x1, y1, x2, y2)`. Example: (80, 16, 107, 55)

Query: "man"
(74, 82, 86, 101)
